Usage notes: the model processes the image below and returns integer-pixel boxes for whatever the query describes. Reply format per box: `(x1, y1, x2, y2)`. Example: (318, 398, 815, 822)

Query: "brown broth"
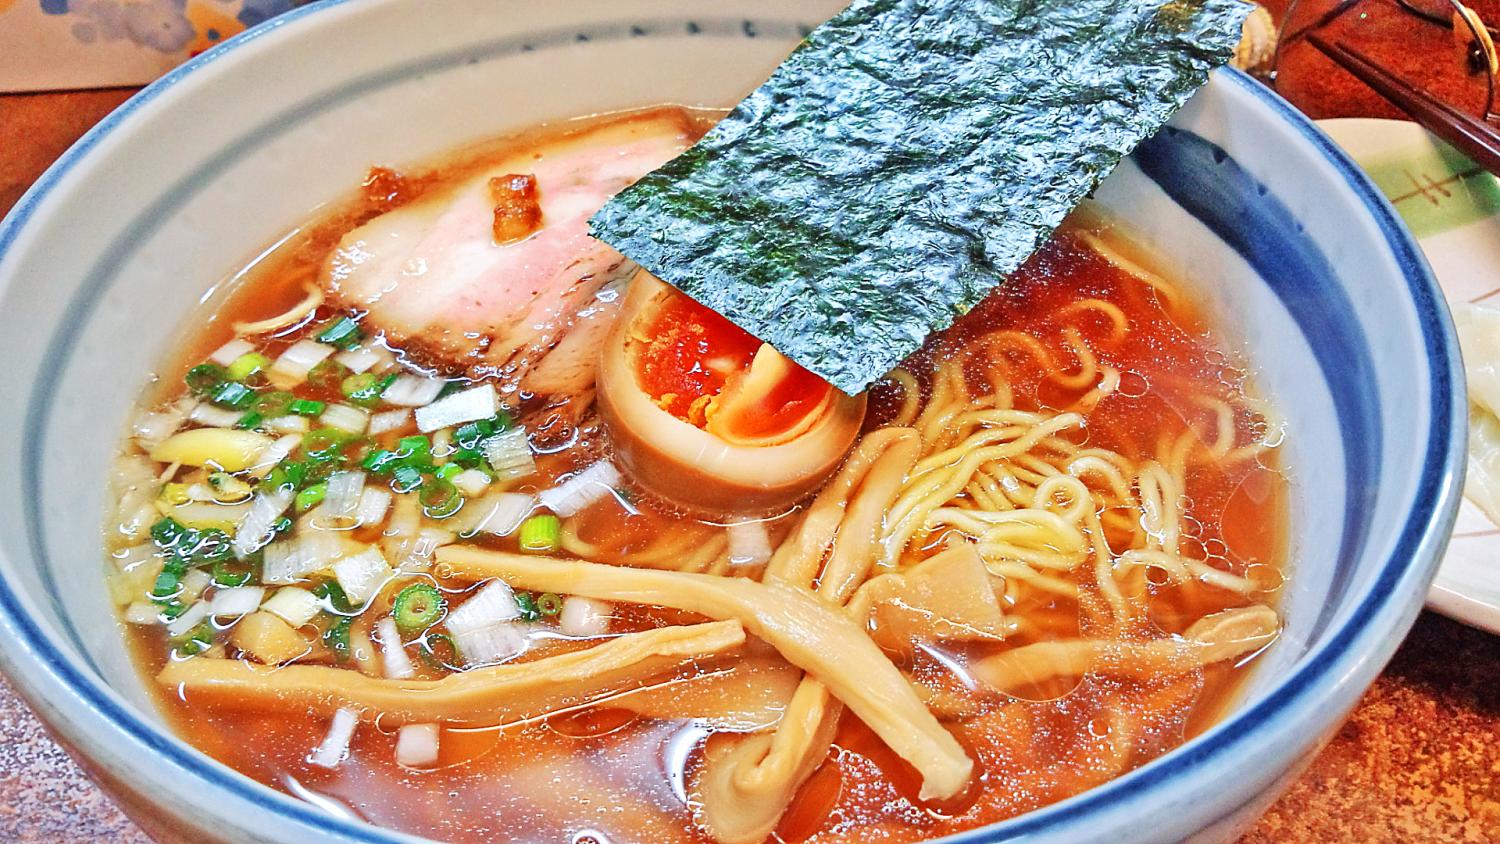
(116, 108, 1287, 843)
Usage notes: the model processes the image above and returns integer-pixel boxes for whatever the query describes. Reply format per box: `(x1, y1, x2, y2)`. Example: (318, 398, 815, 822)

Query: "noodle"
(231, 279, 324, 335)
(1077, 229, 1182, 311)
(886, 369, 922, 428)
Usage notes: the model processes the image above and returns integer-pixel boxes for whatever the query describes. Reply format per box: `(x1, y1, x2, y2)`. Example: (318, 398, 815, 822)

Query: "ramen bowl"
(0, 0, 1464, 842)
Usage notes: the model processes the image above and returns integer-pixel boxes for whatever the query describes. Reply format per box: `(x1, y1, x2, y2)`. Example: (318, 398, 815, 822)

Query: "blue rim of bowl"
(0, 1, 1464, 840)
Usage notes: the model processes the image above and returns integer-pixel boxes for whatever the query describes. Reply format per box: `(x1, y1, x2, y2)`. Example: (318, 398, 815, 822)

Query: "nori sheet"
(590, 0, 1250, 394)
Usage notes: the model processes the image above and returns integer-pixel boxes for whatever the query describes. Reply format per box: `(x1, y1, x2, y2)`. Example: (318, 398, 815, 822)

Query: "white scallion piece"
(209, 586, 265, 618)
(232, 487, 295, 558)
(261, 531, 344, 584)
(332, 547, 393, 605)
(538, 462, 621, 517)
(446, 580, 522, 635)
(367, 409, 411, 436)
(376, 616, 414, 680)
(249, 433, 304, 480)
(164, 600, 209, 639)
(354, 487, 392, 527)
(208, 338, 255, 366)
(268, 339, 335, 389)
(414, 384, 499, 433)
(431, 428, 453, 461)
(482, 428, 535, 481)
(451, 468, 491, 498)
(262, 586, 321, 627)
(382, 373, 446, 407)
(133, 398, 193, 449)
(260, 542, 300, 585)
(333, 345, 391, 375)
(124, 601, 161, 626)
(394, 724, 440, 768)
(265, 415, 311, 435)
(726, 521, 773, 567)
(321, 403, 370, 436)
(188, 403, 245, 429)
(322, 471, 366, 524)
(458, 492, 534, 537)
(180, 568, 214, 602)
(559, 597, 612, 638)
(452, 623, 528, 668)
(183, 483, 218, 502)
(398, 528, 454, 574)
(308, 708, 359, 769)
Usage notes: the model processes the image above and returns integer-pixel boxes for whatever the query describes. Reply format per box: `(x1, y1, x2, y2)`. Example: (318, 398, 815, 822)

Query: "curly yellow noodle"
(1059, 297, 1130, 343)
(886, 369, 922, 428)
(232, 279, 323, 335)
(1076, 229, 1183, 311)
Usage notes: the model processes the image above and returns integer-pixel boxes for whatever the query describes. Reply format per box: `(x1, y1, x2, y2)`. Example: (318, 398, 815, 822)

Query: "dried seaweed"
(591, 0, 1250, 393)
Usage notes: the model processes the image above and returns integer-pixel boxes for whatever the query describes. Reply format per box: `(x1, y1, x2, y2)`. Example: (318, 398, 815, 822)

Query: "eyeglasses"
(1271, 0, 1499, 170)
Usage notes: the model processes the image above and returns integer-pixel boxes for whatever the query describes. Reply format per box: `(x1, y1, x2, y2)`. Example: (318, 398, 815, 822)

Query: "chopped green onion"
(453, 421, 488, 448)
(188, 530, 234, 566)
(449, 446, 486, 470)
(316, 316, 364, 350)
(289, 398, 327, 417)
(322, 616, 352, 662)
(225, 352, 272, 382)
(212, 560, 254, 588)
(306, 359, 351, 390)
(236, 411, 264, 430)
(150, 516, 186, 547)
(271, 516, 294, 538)
(518, 515, 561, 554)
(150, 570, 181, 601)
(392, 583, 447, 633)
(454, 412, 515, 449)
(514, 592, 541, 622)
(391, 464, 424, 493)
(436, 380, 467, 399)
(342, 373, 376, 397)
(211, 380, 257, 410)
(262, 460, 309, 493)
(536, 592, 564, 617)
(254, 390, 296, 417)
(361, 449, 401, 475)
(171, 621, 216, 657)
(344, 372, 396, 408)
(433, 463, 462, 482)
(185, 363, 226, 396)
(295, 482, 328, 513)
(313, 580, 354, 614)
(303, 427, 352, 462)
(419, 632, 460, 671)
(420, 478, 463, 519)
(395, 435, 433, 470)
(157, 598, 187, 619)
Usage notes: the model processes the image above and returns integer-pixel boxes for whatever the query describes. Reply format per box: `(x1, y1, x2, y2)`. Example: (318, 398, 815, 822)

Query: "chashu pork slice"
(325, 110, 696, 374)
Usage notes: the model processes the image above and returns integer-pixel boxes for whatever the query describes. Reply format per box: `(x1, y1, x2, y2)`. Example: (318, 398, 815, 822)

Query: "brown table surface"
(3, 68, 1500, 843)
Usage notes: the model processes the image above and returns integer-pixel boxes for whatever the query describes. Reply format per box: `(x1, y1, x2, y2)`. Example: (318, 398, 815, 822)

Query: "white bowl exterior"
(0, 1, 1463, 843)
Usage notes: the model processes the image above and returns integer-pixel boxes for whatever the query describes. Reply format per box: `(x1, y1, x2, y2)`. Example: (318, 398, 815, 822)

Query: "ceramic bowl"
(0, 1, 1464, 842)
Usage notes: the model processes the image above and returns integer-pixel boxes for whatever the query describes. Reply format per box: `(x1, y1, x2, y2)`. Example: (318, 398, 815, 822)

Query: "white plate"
(1319, 117, 1500, 634)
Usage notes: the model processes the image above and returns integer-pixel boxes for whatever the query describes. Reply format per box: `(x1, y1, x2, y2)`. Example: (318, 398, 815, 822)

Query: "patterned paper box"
(0, 0, 311, 92)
